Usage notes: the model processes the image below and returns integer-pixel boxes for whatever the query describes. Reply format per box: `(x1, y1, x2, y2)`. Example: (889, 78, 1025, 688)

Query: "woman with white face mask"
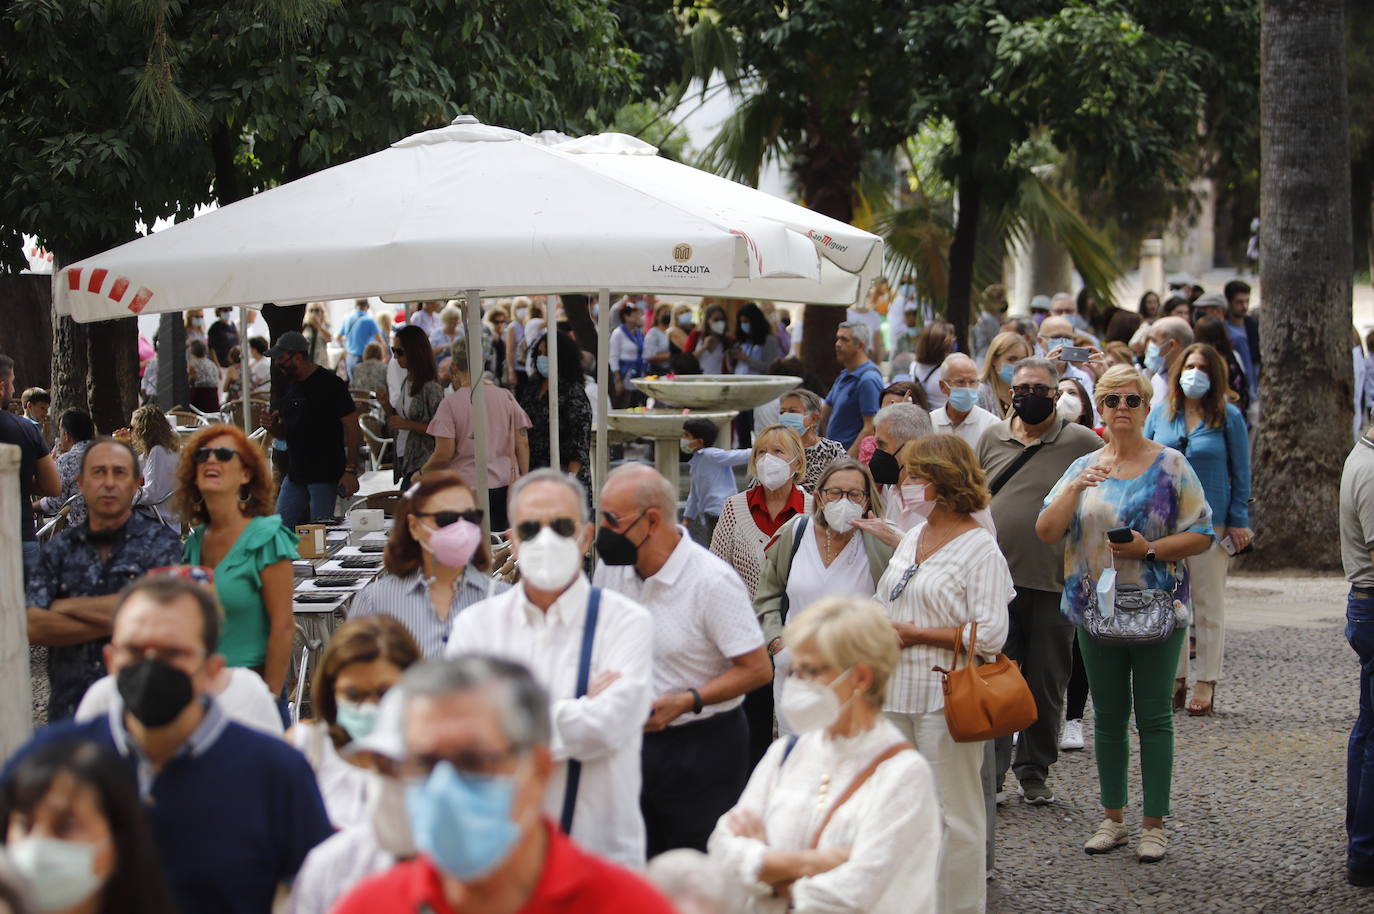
(1143, 343, 1252, 717)
(286, 617, 421, 828)
(708, 597, 941, 914)
(755, 460, 898, 741)
(689, 303, 733, 375)
(1, 740, 176, 914)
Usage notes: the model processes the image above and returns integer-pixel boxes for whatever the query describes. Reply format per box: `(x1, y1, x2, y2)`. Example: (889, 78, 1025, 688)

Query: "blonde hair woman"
(126, 404, 180, 515)
(708, 597, 940, 913)
(978, 330, 1033, 416)
(875, 433, 1013, 914)
(304, 302, 334, 367)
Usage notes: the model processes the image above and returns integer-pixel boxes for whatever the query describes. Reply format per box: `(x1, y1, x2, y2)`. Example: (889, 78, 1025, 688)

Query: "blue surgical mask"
(407, 760, 520, 880)
(740, 320, 753, 334)
(998, 363, 1016, 384)
(535, 355, 549, 377)
(335, 699, 379, 741)
(946, 387, 979, 412)
(1046, 336, 1073, 353)
(1144, 341, 1165, 375)
(779, 412, 807, 433)
(677, 313, 693, 327)
(1180, 367, 1211, 399)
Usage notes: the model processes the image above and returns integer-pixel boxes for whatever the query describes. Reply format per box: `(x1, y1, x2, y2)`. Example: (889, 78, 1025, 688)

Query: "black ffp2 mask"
(117, 659, 195, 728)
(868, 448, 901, 486)
(1011, 393, 1056, 425)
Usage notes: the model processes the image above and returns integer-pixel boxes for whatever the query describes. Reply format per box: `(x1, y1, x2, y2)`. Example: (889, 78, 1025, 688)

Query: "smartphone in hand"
(1106, 526, 1134, 544)
(1060, 347, 1092, 363)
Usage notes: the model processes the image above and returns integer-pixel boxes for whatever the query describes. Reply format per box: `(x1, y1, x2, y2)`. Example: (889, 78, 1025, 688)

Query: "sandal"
(1172, 677, 1187, 712)
(1187, 681, 1216, 717)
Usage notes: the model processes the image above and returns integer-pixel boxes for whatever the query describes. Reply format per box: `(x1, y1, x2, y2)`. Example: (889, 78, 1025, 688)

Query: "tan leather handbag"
(932, 622, 1038, 743)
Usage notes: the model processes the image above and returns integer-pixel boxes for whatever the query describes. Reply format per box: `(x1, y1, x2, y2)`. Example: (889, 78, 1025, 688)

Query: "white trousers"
(886, 709, 986, 914)
(1178, 527, 1230, 683)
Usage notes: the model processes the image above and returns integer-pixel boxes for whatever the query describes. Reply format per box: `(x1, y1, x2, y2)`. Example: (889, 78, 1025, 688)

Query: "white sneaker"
(1060, 719, 1084, 751)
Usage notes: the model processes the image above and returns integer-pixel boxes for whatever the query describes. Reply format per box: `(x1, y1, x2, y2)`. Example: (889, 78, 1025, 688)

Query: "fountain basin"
(606, 408, 739, 440)
(631, 374, 801, 411)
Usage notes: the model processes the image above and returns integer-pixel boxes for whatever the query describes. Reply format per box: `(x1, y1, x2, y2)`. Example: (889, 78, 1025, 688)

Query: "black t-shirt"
(0, 411, 51, 541)
(280, 367, 355, 484)
(207, 319, 240, 367)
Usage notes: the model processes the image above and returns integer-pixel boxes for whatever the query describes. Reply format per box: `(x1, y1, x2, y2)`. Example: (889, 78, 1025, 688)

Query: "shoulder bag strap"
(988, 422, 1064, 496)
(778, 516, 810, 625)
(559, 587, 602, 835)
(807, 742, 913, 849)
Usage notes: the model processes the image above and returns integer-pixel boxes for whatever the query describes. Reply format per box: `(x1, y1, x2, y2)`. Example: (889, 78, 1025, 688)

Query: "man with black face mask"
(976, 357, 1103, 808)
(6, 575, 333, 914)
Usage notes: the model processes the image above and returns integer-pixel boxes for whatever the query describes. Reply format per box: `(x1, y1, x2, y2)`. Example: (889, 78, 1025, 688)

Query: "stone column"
(0, 445, 34, 757)
(1140, 239, 1165, 307)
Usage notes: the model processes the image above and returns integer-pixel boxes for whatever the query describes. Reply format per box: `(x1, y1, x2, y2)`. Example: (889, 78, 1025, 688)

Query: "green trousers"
(1075, 625, 1186, 818)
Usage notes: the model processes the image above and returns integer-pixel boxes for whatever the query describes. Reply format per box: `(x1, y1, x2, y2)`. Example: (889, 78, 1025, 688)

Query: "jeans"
(276, 478, 338, 528)
(994, 587, 1075, 787)
(1346, 589, 1374, 871)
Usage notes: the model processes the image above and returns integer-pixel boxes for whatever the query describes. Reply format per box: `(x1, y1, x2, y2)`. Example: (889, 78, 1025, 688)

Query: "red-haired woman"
(349, 471, 509, 658)
(175, 424, 297, 695)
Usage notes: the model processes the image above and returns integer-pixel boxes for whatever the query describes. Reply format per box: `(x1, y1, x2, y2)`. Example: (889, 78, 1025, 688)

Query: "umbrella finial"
(450, 114, 481, 126)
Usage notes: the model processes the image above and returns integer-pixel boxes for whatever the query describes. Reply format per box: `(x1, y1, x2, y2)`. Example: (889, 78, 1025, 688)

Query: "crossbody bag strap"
(778, 515, 810, 625)
(807, 742, 913, 849)
(989, 422, 1063, 495)
(559, 587, 602, 835)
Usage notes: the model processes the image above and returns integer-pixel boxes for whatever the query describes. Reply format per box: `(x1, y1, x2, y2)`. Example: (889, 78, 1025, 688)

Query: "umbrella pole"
(466, 289, 491, 539)
(594, 288, 610, 516)
(239, 306, 252, 434)
(548, 300, 560, 473)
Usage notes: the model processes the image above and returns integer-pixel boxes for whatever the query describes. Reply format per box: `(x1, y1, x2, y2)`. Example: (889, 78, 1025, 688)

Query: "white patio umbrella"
(52, 117, 883, 523)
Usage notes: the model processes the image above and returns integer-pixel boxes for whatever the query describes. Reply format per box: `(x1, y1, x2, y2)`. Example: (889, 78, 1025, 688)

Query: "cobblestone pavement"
(989, 574, 1372, 913)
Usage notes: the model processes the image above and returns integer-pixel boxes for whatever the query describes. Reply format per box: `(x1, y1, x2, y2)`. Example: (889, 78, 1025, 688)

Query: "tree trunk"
(1251, 0, 1353, 571)
(86, 318, 140, 433)
(0, 276, 54, 394)
(795, 130, 859, 389)
(947, 172, 984, 355)
(50, 315, 90, 423)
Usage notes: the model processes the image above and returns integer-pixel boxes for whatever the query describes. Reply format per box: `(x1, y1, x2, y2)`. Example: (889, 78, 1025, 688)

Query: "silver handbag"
(1083, 585, 1178, 647)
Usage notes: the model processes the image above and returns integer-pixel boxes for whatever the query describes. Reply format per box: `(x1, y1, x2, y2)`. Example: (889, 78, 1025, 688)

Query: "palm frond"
(870, 192, 955, 314)
(694, 90, 790, 186)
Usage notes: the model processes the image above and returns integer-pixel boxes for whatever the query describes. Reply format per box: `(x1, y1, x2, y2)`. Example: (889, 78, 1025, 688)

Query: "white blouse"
(708, 717, 941, 914)
(875, 521, 1014, 715)
(289, 721, 371, 829)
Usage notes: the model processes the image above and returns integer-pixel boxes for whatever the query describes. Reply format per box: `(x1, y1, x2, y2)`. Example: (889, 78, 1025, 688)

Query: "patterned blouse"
(189, 355, 220, 387)
(397, 380, 445, 479)
(1044, 446, 1213, 625)
(518, 377, 593, 497)
(37, 440, 91, 526)
(802, 437, 847, 492)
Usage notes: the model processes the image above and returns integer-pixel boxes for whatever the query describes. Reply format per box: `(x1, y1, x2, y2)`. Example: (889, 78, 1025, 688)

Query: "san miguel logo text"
(654, 242, 711, 274)
(806, 230, 849, 253)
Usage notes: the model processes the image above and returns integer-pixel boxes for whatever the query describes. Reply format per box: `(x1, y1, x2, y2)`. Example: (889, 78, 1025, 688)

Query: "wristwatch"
(1144, 544, 1157, 563)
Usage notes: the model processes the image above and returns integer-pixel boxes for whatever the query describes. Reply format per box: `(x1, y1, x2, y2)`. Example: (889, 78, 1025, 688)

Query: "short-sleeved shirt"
(1043, 447, 1214, 625)
(184, 515, 300, 668)
(1341, 437, 1374, 586)
(0, 409, 50, 541)
(26, 512, 184, 720)
(824, 360, 883, 448)
(342, 312, 382, 357)
(279, 366, 356, 484)
(977, 418, 1103, 592)
(426, 385, 532, 488)
(207, 318, 240, 366)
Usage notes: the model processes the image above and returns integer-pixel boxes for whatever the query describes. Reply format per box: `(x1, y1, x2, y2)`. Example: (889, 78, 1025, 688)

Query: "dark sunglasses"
(1010, 384, 1054, 398)
(414, 509, 484, 528)
(193, 447, 239, 464)
(514, 517, 578, 540)
(391, 347, 406, 357)
(1101, 394, 1144, 409)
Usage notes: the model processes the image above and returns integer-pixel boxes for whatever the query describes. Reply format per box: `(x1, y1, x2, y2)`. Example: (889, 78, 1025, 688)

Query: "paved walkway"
(989, 573, 1369, 912)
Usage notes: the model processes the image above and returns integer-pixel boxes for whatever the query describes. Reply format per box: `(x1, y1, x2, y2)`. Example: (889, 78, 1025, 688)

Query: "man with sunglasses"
(332, 657, 676, 913)
(591, 463, 772, 857)
(976, 357, 1102, 807)
(7, 575, 333, 914)
(445, 469, 653, 868)
(26, 437, 182, 721)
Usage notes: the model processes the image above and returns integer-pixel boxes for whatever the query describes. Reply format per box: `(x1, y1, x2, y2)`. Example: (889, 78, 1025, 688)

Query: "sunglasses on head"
(193, 447, 239, 464)
(515, 517, 578, 540)
(1101, 394, 1143, 409)
(414, 509, 484, 528)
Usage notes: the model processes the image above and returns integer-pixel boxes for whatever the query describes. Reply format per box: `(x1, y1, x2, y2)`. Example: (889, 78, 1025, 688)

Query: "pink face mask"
(424, 518, 481, 568)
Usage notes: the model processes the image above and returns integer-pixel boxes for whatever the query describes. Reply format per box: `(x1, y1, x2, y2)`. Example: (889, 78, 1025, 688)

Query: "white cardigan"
(709, 487, 813, 598)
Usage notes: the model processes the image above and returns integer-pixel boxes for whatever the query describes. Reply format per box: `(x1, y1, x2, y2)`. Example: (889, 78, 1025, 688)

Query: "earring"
(238, 486, 251, 506)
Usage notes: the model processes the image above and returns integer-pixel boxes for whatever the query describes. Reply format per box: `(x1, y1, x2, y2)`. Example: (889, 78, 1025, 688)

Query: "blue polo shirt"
(824, 360, 884, 448)
(4, 698, 333, 914)
(341, 311, 381, 357)
(684, 447, 751, 518)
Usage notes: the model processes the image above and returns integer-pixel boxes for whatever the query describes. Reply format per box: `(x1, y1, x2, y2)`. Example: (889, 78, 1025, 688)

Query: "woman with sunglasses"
(873, 434, 1012, 914)
(349, 471, 508, 658)
(175, 424, 297, 696)
(1037, 364, 1213, 862)
(381, 325, 444, 489)
(1143, 343, 1252, 717)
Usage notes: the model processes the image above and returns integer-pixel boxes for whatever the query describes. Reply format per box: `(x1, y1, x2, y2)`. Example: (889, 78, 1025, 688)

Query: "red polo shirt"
(331, 821, 676, 914)
(746, 483, 806, 539)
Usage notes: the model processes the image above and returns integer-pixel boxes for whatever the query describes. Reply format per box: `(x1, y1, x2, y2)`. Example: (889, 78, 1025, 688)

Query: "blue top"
(1226, 321, 1257, 397)
(1144, 402, 1251, 528)
(685, 447, 752, 519)
(824, 361, 884, 448)
(341, 311, 381, 357)
(3, 699, 332, 914)
(1044, 448, 1214, 625)
(26, 512, 183, 720)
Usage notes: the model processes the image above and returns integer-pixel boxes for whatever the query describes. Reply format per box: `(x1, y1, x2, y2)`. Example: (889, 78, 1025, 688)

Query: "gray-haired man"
(821, 321, 884, 454)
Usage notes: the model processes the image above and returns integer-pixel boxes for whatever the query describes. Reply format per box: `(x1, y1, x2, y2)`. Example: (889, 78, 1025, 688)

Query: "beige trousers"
(1178, 527, 1230, 683)
(886, 709, 986, 914)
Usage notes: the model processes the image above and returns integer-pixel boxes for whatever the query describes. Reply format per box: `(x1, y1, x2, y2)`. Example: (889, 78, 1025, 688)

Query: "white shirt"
(286, 825, 394, 914)
(644, 326, 671, 362)
(911, 360, 945, 409)
(609, 325, 643, 372)
(753, 396, 781, 435)
(409, 308, 441, 338)
(844, 307, 886, 360)
(250, 356, 270, 395)
(289, 721, 371, 829)
(707, 717, 941, 914)
(76, 668, 283, 736)
(387, 358, 410, 455)
(1151, 370, 1169, 407)
(931, 403, 999, 449)
(446, 575, 652, 868)
(875, 522, 1014, 714)
(1062, 363, 1096, 400)
(136, 444, 179, 510)
(593, 529, 765, 722)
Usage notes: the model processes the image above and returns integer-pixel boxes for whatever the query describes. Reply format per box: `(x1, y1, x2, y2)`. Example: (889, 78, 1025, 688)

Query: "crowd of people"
(17, 268, 1374, 911)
